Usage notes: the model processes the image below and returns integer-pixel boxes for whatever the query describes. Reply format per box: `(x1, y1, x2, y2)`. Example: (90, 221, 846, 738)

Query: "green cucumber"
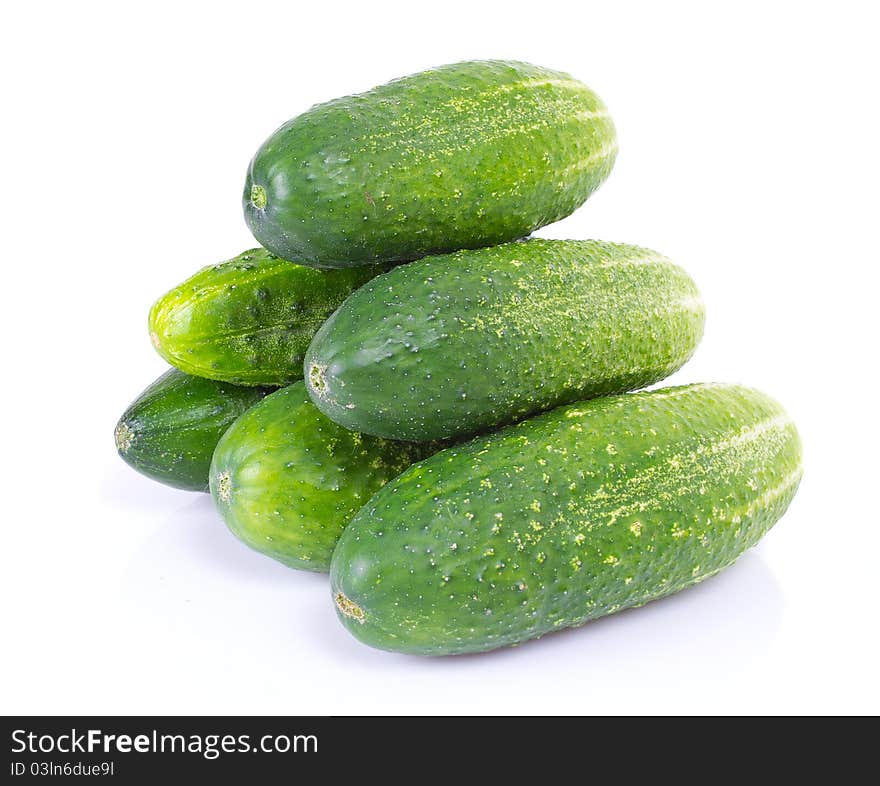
(306, 239, 705, 442)
(115, 369, 271, 492)
(244, 60, 617, 268)
(209, 383, 436, 571)
(149, 248, 382, 385)
(331, 384, 803, 655)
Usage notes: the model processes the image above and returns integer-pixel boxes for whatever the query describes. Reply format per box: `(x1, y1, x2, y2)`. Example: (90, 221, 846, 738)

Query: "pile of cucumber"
(116, 60, 802, 656)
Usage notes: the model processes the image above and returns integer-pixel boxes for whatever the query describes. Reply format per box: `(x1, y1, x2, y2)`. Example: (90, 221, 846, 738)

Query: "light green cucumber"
(209, 383, 436, 571)
(149, 248, 383, 385)
(330, 384, 803, 655)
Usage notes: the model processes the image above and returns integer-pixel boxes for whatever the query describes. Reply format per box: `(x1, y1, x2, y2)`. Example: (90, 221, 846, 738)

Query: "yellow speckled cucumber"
(330, 384, 803, 655)
(306, 239, 705, 442)
(244, 60, 617, 267)
(209, 383, 436, 571)
(149, 248, 382, 385)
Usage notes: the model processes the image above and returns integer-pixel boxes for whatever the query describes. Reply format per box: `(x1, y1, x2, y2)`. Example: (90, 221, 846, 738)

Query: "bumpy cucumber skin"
(330, 384, 803, 655)
(114, 369, 271, 492)
(244, 60, 617, 268)
(305, 239, 705, 442)
(209, 383, 436, 571)
(149, 248, 382, 385)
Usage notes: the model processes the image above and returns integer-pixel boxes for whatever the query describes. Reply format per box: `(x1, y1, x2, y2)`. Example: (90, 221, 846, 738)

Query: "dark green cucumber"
(115, 369, 271, 492)
(149, 248, 382, 385)
(209, 383, 436, 571)
(305, 239, 705, 442)
(244, 60, 617, 268)
(331, 384, 803, 655)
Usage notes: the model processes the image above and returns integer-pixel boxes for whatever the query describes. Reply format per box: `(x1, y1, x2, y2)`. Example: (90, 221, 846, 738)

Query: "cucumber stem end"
(335, 592, 365, 624)
(216, 470, 232, 503)
(115, 422, 134, 454)
(308, 363, 327, 395)
(250, 184, 267, 210)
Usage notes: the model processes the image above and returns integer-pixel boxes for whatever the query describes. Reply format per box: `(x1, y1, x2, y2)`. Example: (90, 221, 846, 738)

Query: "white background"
(2, 1, 878, 715)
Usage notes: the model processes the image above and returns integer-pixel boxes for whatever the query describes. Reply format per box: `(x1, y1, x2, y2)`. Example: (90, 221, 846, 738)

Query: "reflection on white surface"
(119, 493, 784, 713)
(101, 462, 200, 514)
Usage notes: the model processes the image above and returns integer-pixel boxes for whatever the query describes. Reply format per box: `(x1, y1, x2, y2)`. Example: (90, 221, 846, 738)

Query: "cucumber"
(115, 369, 271, 492)
(330, 384, 803, 655)
(149, 248, 382, 385)
(306, 239, 705, 442)
(244, 60, 617, 268)
(209, 383, 436, 571)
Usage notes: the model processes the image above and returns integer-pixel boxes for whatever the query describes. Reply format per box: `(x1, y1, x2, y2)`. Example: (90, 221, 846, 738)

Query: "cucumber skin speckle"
(305, 239, 705, 442)
(209, 383, 437, 571)
(330, 384, 803, 656)
(148, 248, 382, 386)
(244, 60, 617, 268)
